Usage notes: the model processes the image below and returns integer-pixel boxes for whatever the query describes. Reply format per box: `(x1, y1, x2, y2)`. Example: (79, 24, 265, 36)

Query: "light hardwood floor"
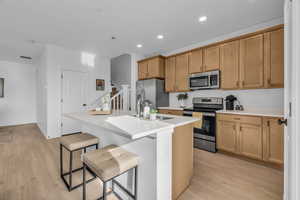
(0, 124, 283, 200)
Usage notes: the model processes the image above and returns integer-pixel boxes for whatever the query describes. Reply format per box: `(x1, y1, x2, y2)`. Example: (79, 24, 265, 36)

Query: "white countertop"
(157, 107, 185, 111)
(65, 111, 198, 140)
(216, 109, 284, 118)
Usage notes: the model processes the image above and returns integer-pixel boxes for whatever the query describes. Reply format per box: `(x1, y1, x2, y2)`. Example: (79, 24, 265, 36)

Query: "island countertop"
(65, 111, 198, 140)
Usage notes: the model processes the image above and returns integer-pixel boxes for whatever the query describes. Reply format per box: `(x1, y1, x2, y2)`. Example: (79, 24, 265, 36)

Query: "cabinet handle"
(267, 79, 271, 86)
(267, 120, 270, 127)
(240, 126, 242, 131)
(236, 81, 239, 87)
(241, 81, 245, 87)
(234, 118, 241, 120)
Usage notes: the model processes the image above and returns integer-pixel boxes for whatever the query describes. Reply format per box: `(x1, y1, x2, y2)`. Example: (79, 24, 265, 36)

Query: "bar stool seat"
(60, 133, 99, 191)
(60, 133, 99, 151)
(83, 145, 139, 200)
(83, 145, 139, 182)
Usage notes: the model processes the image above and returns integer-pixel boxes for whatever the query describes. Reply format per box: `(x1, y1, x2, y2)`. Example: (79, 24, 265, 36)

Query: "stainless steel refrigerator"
(136, 79, 169, 108)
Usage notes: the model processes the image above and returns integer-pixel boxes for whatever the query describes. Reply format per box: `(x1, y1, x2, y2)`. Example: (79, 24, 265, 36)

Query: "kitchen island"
(65, 111, 198, 200)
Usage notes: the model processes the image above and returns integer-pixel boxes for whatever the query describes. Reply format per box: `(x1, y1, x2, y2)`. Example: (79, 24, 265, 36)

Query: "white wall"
(170, 89, 284, 111)
(37, 44, 111, 139)
(111, 54, 131, 87)
(0, 61, 37, 126)
(165, 19, 284, 112)
(36, 50, 47, 136)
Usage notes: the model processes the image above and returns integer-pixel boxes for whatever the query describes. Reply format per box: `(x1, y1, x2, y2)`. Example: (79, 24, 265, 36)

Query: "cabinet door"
(240, 34, 264, 89)
(165, 57, 176, 92)
(148, 57, 165, 79)
(189, 49, 203, 74)
(138, 61, 148, 80)
(175, 53, 190, 92)
(239, 123, 263, 160)
(264, 29, 284, 88)
(203, 45, 220, 71)
(217, 120, 237, 153)
(263, 117, 284, 164)
(220, 41, 240, 89)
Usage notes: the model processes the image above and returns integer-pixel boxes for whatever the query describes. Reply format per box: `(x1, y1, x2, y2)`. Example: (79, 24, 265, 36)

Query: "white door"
(283, 0, 300, 199)
(61, 70, 88, 135)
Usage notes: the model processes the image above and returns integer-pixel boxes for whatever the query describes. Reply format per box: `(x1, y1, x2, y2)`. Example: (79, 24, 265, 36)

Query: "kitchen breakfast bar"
(65, 111, 198, 200)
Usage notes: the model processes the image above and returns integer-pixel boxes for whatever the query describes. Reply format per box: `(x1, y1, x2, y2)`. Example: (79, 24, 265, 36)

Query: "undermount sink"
(156, 116, 173, 121)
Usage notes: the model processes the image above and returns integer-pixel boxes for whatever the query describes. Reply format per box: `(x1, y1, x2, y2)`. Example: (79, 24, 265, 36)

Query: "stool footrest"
(112, 179, 135, 199)
(61, 173, 97, 191)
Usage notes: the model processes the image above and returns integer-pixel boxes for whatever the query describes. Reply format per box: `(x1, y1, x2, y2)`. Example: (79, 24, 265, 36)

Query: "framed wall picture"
(96, 79, 105, 91)
(0, 78, 4, 98)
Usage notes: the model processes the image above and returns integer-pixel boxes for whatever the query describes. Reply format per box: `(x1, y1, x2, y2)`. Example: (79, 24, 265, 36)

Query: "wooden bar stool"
(82, 145, 139, 200)
(60, 133, 99, 191)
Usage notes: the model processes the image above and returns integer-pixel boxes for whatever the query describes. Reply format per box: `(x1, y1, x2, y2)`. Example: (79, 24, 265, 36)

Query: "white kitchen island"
(65, 111, 198, 200)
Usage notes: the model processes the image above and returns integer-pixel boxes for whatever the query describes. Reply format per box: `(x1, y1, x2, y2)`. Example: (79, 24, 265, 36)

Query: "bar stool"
(60, 133, 99, 191)
(82, 145, 139, 200)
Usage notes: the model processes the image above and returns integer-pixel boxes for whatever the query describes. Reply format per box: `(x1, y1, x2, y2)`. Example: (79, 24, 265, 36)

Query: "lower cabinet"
(158, 109, 183, 116)
(239, 123, 263, 160)
(263, 117, 284, 164)
(217, 114, 283, 165)
(217, 120, 237, 153)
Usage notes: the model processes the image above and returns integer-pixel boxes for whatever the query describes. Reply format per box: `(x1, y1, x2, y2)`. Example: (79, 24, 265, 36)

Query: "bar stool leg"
(134, 166, 138, 199)
(83, 163, 86, 200)
(60, 144, 63, 177)
(103, 182, 107, 200)
(69, 150, 73, 191)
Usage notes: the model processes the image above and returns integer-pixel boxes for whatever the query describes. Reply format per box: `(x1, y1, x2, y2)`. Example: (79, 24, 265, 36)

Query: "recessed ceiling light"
(157, 35, 164, 39)
(198, 16, 207, 23)
(137, 44, 143, 48)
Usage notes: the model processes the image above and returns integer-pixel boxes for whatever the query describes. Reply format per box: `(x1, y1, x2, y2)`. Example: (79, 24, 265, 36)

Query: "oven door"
(194, 112, 216, 142)
(189, 75, 209, 90)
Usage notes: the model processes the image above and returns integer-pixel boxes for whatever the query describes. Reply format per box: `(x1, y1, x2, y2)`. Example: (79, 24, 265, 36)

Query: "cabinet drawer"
(217, 114, 262, 125)
(158, 109, 183, 116)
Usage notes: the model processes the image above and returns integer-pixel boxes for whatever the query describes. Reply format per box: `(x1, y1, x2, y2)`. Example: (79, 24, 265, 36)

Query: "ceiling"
(0, 0, 284, 62)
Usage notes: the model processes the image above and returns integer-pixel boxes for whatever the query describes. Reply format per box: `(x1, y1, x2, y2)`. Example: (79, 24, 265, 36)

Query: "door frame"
(284, 0, 300, 199)
(60, 69, 88, 136)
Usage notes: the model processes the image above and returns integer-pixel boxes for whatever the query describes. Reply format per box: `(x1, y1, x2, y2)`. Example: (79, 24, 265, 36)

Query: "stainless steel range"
(183, 97, 223, 152)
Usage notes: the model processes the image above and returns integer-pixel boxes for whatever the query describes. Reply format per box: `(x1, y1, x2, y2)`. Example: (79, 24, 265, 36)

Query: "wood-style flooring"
(0, 124, 283, 200)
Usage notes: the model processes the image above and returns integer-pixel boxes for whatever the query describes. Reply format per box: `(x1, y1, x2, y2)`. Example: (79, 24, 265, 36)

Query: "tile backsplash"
(169, 88, 284, 111)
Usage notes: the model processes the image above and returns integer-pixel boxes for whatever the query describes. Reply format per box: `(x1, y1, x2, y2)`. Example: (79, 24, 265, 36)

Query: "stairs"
(88, 84, 130, 112)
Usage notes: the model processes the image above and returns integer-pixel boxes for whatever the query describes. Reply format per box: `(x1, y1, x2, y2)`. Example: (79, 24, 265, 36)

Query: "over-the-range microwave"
(189, 70, 220, 90)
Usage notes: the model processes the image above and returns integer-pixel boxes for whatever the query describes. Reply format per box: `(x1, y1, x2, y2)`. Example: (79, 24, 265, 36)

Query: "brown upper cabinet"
(264, 29, 284, 88)
(175, 53, 190, 92)
(165, 56, 176, 92)
(220, 41, 240, 89)
(189, 49, 203, 74)
(240, 34, 264, 89)
(138, 56, 165, 80)
(143, 25, 284, 92)
(203, 45, 220, 72)
(165, 54, 190, 92)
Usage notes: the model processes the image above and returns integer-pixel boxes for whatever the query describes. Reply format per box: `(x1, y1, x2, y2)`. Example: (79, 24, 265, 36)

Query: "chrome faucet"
(136, 88, 145, 118)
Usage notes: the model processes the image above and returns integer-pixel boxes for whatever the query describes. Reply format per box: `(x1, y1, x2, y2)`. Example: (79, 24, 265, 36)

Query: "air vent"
(20, 56, 32, 60)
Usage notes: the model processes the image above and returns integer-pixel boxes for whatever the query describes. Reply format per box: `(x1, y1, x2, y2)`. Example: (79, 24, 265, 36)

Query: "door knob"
(278, 118, 288, 126)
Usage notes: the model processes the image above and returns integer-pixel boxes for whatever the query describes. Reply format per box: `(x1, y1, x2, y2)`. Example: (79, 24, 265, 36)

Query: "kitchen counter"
(216, 109, 284, 118)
